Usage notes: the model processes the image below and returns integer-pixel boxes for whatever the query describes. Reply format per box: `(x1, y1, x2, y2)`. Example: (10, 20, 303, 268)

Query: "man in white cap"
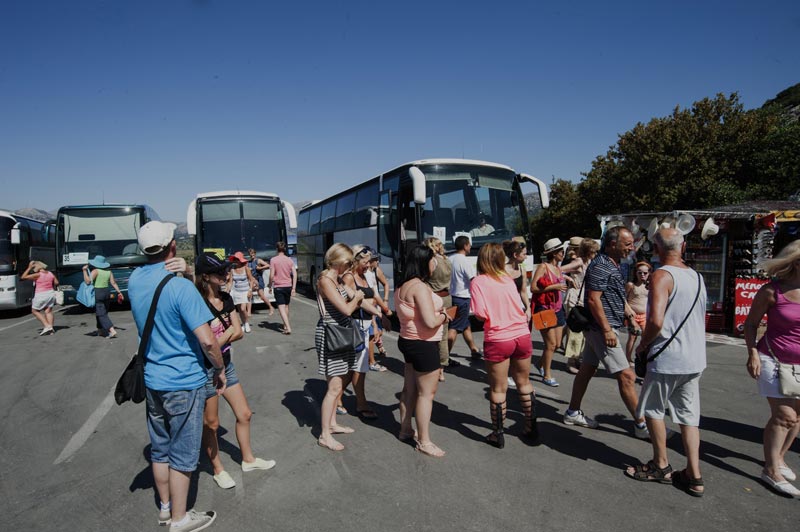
(563, 226, 651, 439)
(128, 221, 227, 532)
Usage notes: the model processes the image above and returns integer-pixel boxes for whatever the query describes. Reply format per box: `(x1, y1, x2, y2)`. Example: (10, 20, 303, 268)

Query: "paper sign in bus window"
(433, 226, 446, 242)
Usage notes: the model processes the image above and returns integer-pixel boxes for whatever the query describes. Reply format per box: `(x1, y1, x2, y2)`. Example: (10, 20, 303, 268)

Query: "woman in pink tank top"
(21, 260, 59, 335)
(744, 240, 800, 496)
(395, 245, 452, 458)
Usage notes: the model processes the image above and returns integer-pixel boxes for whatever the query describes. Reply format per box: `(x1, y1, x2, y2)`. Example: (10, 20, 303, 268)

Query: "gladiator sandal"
(519, 391, 539, 442)
(485, 401, 506, 449)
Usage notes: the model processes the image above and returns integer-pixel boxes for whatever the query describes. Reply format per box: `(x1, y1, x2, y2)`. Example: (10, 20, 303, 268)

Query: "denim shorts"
(451, 296, 471, 332)
(204, 360, 240, 399)
(146, 386, 205, 472)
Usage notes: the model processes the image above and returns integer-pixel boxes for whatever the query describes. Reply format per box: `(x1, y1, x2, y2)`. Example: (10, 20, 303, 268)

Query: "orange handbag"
(532, 309, 558, 330)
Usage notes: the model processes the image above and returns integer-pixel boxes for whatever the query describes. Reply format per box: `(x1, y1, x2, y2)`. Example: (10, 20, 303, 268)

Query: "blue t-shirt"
(583, 253, 626, 329)
(128, 263, 213, 391)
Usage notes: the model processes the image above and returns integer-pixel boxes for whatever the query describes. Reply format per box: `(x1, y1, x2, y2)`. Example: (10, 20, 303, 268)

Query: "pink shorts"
(483, 335, 533, 363)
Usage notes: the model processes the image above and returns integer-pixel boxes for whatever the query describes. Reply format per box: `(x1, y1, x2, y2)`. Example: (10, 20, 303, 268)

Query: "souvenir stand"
(598, 205, 783, 335)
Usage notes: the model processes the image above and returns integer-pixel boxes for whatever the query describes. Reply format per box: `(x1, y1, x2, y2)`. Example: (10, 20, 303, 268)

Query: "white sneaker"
(507, 377, 516, 389)
(212, 470, 236, 489)
(563, 410, 598, 429)
(170, 509, 217, 531)
(761, 472, 800, 498)
(158, 506, 171, 526)
(634, 423, 650, 440)
(780, 464, 797, 482)
(244, 323, 251, 333)
(242, 457, 276, 472)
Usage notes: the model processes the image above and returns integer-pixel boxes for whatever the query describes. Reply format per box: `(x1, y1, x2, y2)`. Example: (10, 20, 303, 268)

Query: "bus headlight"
(60, 285, 74, 292)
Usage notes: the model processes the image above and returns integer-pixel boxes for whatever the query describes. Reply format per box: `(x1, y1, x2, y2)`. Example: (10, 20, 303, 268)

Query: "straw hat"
(646, 217, 659, 237)
(568, 236, 583, 248)
(543, 238, 565, 254)
(701, 217, 720, 240)
(676, 213, 697, 235)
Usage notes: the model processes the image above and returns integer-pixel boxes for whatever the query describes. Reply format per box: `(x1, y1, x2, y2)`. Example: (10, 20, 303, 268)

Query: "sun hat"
(137, 221, 176, 255)
(196, 252, 233, 274)
(701, 217, 720, 240)
(676, 213, 696, 235)
(543, 238, 565, 254)
(229, 251, 248, 264)
(89, 255, 110, 269)
(568, 236, 583, 248)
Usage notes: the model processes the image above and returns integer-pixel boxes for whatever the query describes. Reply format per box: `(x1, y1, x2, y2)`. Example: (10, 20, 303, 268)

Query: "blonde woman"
(471, 243, 538, 447)
(315, 244, 365, 451)
(423, 237, 453, 382)
(341, 245, 390, 420)
(744, 241, 800, 497)
(21, 261, 59, 335)
(228, 251, 258, 333)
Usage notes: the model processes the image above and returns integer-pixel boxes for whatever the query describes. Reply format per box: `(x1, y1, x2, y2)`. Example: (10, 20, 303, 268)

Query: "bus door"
(378, 188, 399, 280)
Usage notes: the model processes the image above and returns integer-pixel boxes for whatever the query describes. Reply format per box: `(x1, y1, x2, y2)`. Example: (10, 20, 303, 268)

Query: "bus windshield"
(198, 198, 283, 257)
(58, 208, 146, 267)
(419, 164, 525, 254)
(0, 217, 14, 273)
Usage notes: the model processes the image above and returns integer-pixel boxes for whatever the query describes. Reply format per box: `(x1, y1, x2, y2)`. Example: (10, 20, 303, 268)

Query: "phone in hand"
(445, 306, 458, 320)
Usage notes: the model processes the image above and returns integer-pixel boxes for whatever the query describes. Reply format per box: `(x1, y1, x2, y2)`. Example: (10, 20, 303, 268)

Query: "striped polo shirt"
(583, 253, 626, 329)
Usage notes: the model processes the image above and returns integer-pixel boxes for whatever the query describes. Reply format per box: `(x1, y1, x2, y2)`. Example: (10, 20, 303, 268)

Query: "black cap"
(195, 252, 233, 274)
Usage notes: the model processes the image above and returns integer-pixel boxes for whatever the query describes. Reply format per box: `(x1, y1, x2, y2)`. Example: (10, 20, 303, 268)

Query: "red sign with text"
(734, 278, 769, 336)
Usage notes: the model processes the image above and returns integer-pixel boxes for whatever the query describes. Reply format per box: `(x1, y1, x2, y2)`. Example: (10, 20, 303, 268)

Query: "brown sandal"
(672, 469, 704, 497)
(624, 460, 673, 483)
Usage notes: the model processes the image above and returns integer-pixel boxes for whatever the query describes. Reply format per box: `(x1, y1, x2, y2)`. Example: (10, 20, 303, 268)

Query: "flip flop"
(318, 437, 344, 452)
(416, 441, 445, 458)
(357, 409, 379, 420)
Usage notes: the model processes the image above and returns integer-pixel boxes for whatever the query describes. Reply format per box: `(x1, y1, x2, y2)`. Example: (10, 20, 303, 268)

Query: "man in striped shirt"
(563, 226, 651, 439)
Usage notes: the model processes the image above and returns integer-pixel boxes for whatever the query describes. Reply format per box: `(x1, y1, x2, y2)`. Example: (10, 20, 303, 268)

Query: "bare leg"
(779, 400, 800, 462)
(568, 362, 597, 411)
(203, 395, 224, 475)
(645, 416, 670, 469)
(625, 332, 637, 364)
(277, 304, 290, 333)
(368, 338, 376, 366)
(320, 375, 346, 450)
(168, 469, 191, 522)
(680, 424, 703, 487)
(352, 371, 369, 411)
(222, 383, 255, 463)
(763, 397, 799, 481)
(398, 363, 417, 436)
(462, 326, 479, 353)
(152, 462, 170, 514)
(31, 308, 47, 329)
(540, 326, 560, 380)
(414, 369, 442, 449)
(447, 328, 457, 353)
(44, 307, 55, 329)
(616, 368, 644, 423)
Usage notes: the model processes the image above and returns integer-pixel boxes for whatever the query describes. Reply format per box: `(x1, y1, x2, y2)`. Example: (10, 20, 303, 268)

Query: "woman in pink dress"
(471, 243, 538, 448)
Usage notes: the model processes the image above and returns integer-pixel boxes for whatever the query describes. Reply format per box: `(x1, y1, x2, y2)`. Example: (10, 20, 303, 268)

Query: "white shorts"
(757, 353, 796, 399)
(231, 289, 250, 306)
(351, 319, 371, 373)
(32, 290, 56, 311)
(636, 372, 703, 426)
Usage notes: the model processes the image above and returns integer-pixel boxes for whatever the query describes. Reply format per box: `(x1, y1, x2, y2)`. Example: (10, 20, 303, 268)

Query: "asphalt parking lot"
(1, 294, 797, 532)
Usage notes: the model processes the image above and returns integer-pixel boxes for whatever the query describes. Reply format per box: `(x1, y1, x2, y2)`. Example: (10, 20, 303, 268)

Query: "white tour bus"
(0, 210, 56, 310)
(296, 159, 549, 305)
(187, 191, 297, 301)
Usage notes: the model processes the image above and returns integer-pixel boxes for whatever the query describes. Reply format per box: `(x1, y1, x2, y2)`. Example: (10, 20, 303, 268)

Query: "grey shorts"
(581, 328, 629, 374)
(636, 372, 703, 426)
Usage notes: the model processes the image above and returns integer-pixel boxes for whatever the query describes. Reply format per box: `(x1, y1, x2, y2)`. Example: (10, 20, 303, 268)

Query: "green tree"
(529, 89, 800, 241)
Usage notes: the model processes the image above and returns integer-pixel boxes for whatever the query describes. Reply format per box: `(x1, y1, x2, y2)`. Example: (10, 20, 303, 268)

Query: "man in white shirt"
(448, 235, 481, 359)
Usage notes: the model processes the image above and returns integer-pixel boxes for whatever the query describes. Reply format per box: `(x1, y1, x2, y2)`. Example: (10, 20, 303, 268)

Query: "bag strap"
(137, 274, 175, 366)
(646, 271, 702, 363)
(204, 297, 230, 331)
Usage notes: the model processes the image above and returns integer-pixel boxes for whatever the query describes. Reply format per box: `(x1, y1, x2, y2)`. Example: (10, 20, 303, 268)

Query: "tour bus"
(296, 159, 549, 304)
(0, 210, 56, 310)
(186, 191, 297, 300)
(55, 204, 160, 305)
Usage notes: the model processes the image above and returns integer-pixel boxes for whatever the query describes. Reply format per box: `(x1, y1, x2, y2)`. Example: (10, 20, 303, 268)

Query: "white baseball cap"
(137, 221, 176, 255)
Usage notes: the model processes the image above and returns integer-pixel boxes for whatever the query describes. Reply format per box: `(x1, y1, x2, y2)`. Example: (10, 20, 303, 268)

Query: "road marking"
(54, 384, 116, 465)
(0, 305, 76, 333)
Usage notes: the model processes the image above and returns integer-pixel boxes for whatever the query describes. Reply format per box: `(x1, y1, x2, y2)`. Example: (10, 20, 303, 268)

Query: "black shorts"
(274, 287, 292, 305)
(398, 337, 440, 373)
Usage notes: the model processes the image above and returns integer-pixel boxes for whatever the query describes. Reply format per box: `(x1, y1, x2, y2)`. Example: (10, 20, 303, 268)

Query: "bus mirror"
(409, 166, 426, 205)
(519, 173, 550, 209)
(10, 226, 21, 245)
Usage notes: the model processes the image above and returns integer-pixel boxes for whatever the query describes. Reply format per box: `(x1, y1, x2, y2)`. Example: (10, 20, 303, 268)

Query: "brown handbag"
(532, 308, 558, 330)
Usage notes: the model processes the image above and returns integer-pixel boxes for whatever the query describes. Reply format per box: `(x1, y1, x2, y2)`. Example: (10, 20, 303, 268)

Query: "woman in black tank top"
(341, 245, 391, 420)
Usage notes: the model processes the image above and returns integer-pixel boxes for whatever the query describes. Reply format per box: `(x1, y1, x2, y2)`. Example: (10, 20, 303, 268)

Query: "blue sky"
(1, 0, 798, 221)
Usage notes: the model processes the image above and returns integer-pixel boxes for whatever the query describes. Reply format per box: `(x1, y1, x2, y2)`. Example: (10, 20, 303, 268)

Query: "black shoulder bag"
(114, 274, 174, 405)
(566, 276, 591, 333)
(634, 272, 702, 378)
